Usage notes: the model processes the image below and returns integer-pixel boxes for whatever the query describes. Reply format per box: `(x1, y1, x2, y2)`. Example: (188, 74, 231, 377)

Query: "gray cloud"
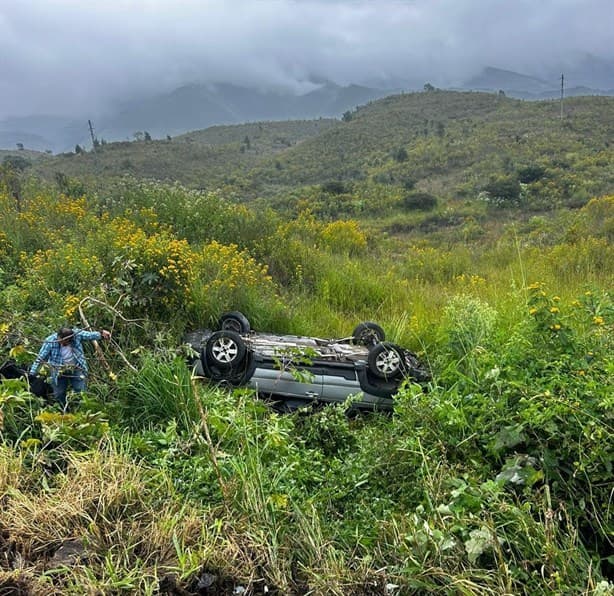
(1, 0, 612, 118)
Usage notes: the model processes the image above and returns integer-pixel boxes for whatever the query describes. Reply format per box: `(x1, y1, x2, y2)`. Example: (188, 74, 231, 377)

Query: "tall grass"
(116, 355, 199, 431)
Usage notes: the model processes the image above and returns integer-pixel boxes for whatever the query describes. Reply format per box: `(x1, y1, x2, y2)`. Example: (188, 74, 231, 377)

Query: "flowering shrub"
(527, 282, 569, 344)
(15, 195, 93, 248)
(96, 178, 274, 248)
(526, 282, 611, 357)
(402, 244, 474, 284)
(262, 211, 324, 287)
(497, 285, 614, 559)
(18, 245, 104, 313)
(0, 231, 11, 260)
(0, 230, 15, 283)
(320, 220, 367, 255)
(103, 218, 195, 317)
(25, 246, 104, 295)
(190, 240, 277, 325)
(547, 237, 613, 282)
(263, 211, 368, 288)
(580, 195, 614, 240)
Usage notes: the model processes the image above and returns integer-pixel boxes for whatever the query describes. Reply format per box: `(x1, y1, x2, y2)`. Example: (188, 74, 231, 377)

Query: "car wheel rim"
(359, 330, 377, 344)
(222, 320, 242, 333)
(375, 349, 400, 375)
(212, 338, 238, 363)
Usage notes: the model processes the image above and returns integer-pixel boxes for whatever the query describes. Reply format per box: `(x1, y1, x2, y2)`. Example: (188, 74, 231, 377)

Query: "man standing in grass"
(30, 326, 111, 410)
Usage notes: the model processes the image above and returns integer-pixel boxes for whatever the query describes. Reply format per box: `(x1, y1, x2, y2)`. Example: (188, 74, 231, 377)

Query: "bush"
(401, 176, 417, 190)
(320, 220, 367, 256)
(402, 191, 438, 211)
(321, 181, 347, 195)
(2, 155, 31, 171)
(96, 178, 276, 249)
(54, 172, 85, 198)
(517, 165, 546, 184)
(20, 246, 104, 309)
(189, 240, 278, 327)
(393, 147, 408, 162)
(402, 244, 473, 284)
(482, 175, 521, 207)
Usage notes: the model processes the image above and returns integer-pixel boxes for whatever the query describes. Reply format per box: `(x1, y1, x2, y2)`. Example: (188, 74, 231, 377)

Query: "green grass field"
(1, 91, 612, 594)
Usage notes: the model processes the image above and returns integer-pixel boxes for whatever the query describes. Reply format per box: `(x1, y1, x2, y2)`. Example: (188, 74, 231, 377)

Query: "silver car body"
(187, 324, 429, 411)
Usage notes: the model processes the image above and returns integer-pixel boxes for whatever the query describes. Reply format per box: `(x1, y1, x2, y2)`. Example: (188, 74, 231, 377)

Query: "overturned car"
(186, 312, 430, 411)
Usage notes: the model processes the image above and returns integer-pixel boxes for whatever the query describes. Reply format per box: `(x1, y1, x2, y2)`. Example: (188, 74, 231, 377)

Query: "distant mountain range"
(0, 82, 397, 154)
(1, 62, 613, 154)
(459, 66, 614, 99)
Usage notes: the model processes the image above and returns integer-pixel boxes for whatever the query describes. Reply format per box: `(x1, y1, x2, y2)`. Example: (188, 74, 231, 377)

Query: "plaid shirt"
(30, 329, 101, 383)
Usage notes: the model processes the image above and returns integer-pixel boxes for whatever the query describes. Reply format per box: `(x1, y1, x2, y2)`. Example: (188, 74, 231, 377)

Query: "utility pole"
(561, 74, 565, 122)
(88, 119, 98, 152)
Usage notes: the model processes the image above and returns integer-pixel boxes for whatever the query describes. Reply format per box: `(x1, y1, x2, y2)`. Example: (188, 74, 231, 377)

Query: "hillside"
(3, 57, 614, 153)
(24, 119, 341, 189)
(246, 92, 613, 191)
(21, 91, 614, 223)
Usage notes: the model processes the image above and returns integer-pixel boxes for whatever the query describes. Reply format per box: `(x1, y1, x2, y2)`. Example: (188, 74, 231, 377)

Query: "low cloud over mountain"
(1, 1, 612, 151)
(1, 0, 612, 118)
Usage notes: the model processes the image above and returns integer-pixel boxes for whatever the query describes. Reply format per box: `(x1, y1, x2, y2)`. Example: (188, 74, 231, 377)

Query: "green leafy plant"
(0, 379, 43, 444)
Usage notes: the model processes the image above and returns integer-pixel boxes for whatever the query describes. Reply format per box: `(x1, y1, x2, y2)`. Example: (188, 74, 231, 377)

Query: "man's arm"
(77, 329, 112, 372)
(77, 329, 111, 342)
(77, 330, 101, 342)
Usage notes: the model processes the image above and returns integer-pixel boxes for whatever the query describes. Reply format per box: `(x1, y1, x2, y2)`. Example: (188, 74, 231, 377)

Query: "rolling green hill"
(246, 92, 614, 193)
(24, 119, 340, 189)
(24, 91, 613, 207)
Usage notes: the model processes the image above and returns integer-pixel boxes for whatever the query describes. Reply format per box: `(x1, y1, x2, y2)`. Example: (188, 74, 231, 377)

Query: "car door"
(318, 363, 363, 404)
(248, 355, 323, 402)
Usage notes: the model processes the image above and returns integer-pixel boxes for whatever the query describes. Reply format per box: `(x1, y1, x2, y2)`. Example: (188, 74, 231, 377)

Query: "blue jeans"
(52, 371, 86, 410)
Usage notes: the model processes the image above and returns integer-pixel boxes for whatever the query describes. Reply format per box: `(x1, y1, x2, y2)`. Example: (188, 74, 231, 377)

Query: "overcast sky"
(1, 0, 612, 119)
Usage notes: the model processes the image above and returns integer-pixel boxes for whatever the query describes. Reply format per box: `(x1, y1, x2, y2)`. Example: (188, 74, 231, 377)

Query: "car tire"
(205, 330, 247, 370)
(352, 322, 385, 346)
(218, 311, 251, 334)
(367, 342, 405, 379)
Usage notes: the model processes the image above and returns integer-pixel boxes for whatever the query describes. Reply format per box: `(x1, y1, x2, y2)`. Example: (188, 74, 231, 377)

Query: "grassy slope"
(247, 93, 614, 192)
(28, 119, 340, 189)
(0, 149, 47, 162)
(26, 92, 614, 209)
